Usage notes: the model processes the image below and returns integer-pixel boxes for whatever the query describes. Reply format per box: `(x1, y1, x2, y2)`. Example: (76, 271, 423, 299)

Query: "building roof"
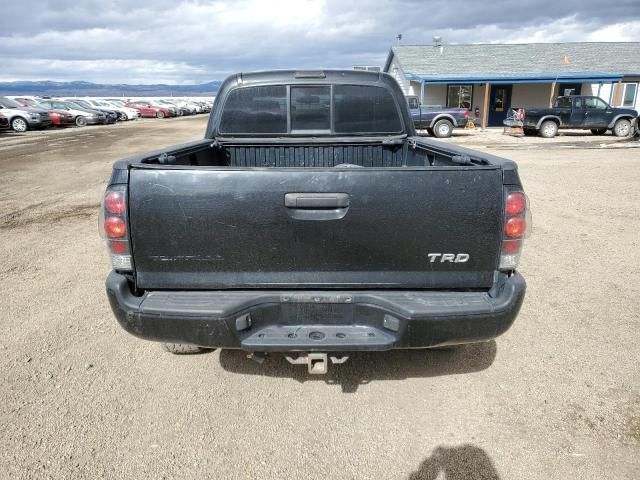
(385, 42, 640, 83)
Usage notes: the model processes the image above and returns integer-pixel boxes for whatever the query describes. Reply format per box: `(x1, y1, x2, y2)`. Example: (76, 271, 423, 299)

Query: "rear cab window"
(218, 84, 403, 136)
(334, 85, 402, 134)
(219, 85, 287, 134)
(291, 86, 330, 133)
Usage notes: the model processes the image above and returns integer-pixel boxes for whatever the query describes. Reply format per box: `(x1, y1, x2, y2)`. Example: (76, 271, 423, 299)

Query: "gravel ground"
(1, 119, 638, 479)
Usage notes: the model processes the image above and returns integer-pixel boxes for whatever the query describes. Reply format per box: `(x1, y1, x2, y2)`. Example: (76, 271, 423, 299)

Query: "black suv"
(523, 95, 637, 138)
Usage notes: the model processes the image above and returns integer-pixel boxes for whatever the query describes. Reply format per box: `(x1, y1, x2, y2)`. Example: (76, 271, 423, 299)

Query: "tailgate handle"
(284, 193, 349, 209)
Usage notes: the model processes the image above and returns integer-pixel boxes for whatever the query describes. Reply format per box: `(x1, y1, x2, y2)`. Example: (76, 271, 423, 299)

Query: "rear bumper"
(106, 272, 526, 351)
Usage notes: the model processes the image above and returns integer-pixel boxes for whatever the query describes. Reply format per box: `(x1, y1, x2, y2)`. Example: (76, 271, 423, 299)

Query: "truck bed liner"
(222, 144, 407, 168)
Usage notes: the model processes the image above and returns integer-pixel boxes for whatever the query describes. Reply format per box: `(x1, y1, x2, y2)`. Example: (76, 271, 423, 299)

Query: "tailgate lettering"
(428, 253, 470, 263)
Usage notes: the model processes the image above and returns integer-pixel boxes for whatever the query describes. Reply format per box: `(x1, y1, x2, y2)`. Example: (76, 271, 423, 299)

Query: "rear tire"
(432, 119, 453, 138)
(161, 343, 213, 354)
(590, 128, 607, 135)
(75, 116, 87, 127)
(539, 120, 558, 138)
(613, 118, 632, 137)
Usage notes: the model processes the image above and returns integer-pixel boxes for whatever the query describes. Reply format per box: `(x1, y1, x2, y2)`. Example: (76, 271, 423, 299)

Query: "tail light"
(464, 110, 470, 118)
(499, 189, 531, 270)
(99, 185, 132, 271)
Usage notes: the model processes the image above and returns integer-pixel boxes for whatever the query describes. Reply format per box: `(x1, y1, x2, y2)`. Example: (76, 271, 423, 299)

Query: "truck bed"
(131, 136, 497, 168)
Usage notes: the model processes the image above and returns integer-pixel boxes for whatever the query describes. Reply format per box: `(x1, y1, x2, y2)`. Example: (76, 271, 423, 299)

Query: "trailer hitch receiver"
(284, 353, 349, 374)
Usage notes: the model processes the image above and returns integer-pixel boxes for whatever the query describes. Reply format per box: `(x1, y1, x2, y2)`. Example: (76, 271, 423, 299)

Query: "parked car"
(10, 97, 74, 128)
(103, 98, 127, 107)
(105, 100, 140, 120)
(193, 100, 212, 113)
(522, 95, 638, 138)
(0, 96, 53, 132)
(47, 109, 76, 127)
(148, 100, 180, 117)
(153, 100, 188, 116)
(102, 70, 529, 373)
(11, 97, 43, 108)
(86, 98, 140, 121)
(125, 101, 174, 118)
(62, 99, 119, 124)
(406, 95, 470, 138)
(82, 99, 139, 121)
(0, 112, 9, 131)
(103, 98, 134, 109)
(37, 100, 106, 126)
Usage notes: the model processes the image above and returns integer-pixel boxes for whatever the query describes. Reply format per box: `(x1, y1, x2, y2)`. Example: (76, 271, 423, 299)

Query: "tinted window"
(334, 85, 402, 134)
(220, 85, 287, 134)
(555, 97, 572, 108)
(0, 96, 22, 108)
(585, 97, 606, 110)
(407, 97, 419, 109)
(291, 86, 330, 131)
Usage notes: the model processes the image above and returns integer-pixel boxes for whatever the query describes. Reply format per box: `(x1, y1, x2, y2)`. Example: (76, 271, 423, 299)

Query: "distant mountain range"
(0, 80, 222, 97)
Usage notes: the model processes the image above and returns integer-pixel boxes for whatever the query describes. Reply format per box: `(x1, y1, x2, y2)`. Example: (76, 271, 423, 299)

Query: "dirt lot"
(1, 119, 639, 479)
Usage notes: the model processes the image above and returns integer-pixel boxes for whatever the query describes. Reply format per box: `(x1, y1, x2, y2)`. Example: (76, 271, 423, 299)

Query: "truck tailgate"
(129, 166, 503, 290)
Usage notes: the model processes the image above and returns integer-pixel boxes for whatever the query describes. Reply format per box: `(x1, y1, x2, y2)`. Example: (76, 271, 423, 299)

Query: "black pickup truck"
(102, 70, 529, 373)
(407, 95, 470, 138)
(523, 95, 638, 138)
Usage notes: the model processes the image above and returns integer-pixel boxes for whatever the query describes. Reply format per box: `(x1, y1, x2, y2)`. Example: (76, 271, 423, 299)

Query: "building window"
(447, 85, 472, 109)
(622, 83, 638, 107)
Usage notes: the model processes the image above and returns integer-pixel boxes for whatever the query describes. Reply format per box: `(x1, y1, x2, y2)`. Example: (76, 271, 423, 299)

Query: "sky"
(1, 0, 639, 84)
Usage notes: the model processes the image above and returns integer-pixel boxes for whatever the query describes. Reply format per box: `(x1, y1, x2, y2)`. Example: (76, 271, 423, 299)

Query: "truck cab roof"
(207, 69, 415, 138)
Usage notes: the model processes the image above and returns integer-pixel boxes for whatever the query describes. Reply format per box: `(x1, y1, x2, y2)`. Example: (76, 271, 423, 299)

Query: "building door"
(488, 85, 512, 126)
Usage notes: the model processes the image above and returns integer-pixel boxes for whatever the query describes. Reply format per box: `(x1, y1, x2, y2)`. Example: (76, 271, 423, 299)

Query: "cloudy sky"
(1, 0, 639, 84)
